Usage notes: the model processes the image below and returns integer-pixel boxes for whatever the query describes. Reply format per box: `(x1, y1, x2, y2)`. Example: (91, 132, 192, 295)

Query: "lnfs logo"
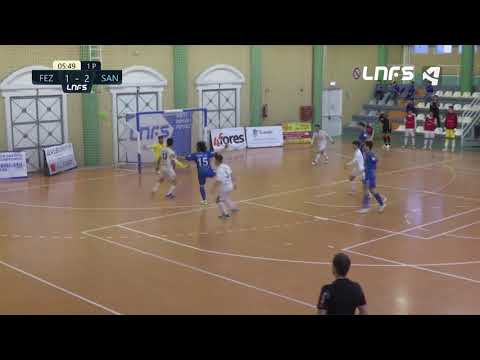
(353, 66, 441, 86)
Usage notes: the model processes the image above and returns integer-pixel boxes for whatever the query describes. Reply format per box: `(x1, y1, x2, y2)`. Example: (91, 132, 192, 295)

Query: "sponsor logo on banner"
(44, 143, 77, 176)
(0, 152, 27, 179)
(282, 122, 312, 144)
(245, 126, 284, 148)
(210, 127, 246, 151)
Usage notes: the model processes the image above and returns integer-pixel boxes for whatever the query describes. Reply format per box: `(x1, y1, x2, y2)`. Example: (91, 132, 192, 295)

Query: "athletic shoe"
(200, 200, 208, 206)
(230, 208, 240, 213)
(165, 193, 175, 199)
(378, 204, 386, 213)
(442, 148, 448, 152)
(451, 148, 455, 153)
(386, 145, 391, 151)
(312, 161, 317, 166)
(356, 208, 370, 214)
(423, 146, 427, 150)
(218, 214, 231, 220)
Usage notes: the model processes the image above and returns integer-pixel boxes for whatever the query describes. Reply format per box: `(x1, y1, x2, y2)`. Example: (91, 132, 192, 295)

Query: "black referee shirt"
(317, 278, 366, 315)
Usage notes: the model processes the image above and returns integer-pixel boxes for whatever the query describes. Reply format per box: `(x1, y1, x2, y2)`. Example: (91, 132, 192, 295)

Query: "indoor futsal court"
(1, 143, 480, 314)
(1, 45, 480, 315)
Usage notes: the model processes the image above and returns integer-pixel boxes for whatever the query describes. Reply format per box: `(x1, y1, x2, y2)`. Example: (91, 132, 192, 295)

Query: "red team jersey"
(366, 126, 373, 136)
(445, 113, 458, 129)
(424, 116, 436, 131)
(405, 114, 416, 129)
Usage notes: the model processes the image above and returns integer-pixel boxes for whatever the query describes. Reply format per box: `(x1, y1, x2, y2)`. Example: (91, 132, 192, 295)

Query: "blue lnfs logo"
(130, 125, 172, 141)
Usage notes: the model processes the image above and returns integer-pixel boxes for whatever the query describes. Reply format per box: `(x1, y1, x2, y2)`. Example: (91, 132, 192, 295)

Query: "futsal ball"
(98, 111, 109, 122)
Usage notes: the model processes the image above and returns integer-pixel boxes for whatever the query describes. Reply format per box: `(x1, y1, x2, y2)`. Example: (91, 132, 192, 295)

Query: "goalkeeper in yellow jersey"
(144, 135, 187, 172)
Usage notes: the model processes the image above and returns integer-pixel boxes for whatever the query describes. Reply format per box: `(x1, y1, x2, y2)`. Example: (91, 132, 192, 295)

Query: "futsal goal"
(115, 108, 208, 174)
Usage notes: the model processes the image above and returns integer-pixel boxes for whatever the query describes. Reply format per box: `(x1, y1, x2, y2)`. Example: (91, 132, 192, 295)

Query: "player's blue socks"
(200, 185, 206, 201)
(373, 192, 384, 206)
(362, 194, 370, 208)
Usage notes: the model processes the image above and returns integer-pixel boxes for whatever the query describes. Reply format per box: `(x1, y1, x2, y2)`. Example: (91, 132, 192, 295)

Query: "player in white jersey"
(152, 137, 177, 199)
(345, 140, 365, 194)
(311, 124, 335, 165)
(212, 153, 238, 219)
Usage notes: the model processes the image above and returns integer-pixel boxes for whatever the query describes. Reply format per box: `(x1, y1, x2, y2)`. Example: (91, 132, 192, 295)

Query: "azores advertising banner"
(44, 143, 77, 176)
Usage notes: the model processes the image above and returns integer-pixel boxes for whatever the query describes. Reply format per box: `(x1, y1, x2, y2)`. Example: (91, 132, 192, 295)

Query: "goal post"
(114, 108, 208, 173)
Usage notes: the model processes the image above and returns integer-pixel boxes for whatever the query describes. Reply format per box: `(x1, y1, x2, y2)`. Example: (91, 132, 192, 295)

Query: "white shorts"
(424, 131, 435, 139)
(159, 167, 176, 181)
(405, 128, 415, 137)
(316, 144, 327, 153)
(218, 184, 234, 201)
(351, 168, 365, 179)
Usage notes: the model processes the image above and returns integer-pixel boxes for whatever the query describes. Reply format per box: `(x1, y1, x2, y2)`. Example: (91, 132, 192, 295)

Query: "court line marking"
(111, 224, 401, 267)
(313, 192, 337, 198)
(376, 184, 480, 203)
(0, 258, 121, 315)
(0, 171, 136, 194)
(305, 201, 357, 209)
(344, 249, 480, 285)
(342, 206, 480, 251)
(82, 158, 457, 234)
(445, 234, 480, 240)
(246, 201, 427, 239)
(424, 219, 480, 240)
(82, 231, 316, 310)
(0, 201, 201, 211)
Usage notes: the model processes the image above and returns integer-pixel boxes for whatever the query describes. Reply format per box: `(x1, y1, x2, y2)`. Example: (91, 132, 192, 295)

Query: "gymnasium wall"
(187, 45, 250, 126)
(387, 45, 403, 65)
(0, 45, 84, 165)
(323, 45, 378, 125)
(261, 45, 312, 125)
(97, 45, 174, 165)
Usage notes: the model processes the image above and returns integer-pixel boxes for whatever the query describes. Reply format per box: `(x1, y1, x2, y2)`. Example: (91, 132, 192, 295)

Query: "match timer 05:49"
(32, 61, 122, 93)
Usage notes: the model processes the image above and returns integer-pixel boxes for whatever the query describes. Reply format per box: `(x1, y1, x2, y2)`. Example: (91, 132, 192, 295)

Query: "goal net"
(115, 108, 208, 173)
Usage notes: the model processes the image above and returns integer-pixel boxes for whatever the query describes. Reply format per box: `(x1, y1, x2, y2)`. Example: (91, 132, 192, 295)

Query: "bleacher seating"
(454, 104, 462, 111)
(444, 91, 453, 97)
(435, 90, 444, 97)
(473, 92, 480, 98)
(462, 92, 472, 98)
(453, 91, 462, 97)
(417, 113, 425, 121)
(417, 102, 427, 109)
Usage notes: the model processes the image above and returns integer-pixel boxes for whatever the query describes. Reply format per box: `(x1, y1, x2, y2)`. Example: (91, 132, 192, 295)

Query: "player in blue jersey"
(185, 141, 222, 206)
(358, 122, 369, 146)
(357, 141, 386, 214)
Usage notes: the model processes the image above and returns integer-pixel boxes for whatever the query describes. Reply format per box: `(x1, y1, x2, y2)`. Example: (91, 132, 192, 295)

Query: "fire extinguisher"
(262, 104, 268, 119)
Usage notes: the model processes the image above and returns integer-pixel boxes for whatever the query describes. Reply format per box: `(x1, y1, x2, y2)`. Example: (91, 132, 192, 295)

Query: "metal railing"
(461, 96, 480, 147)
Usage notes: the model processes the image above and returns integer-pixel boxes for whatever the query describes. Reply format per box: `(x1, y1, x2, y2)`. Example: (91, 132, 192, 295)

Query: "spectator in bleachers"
(406, 99, 417, 115)
(405, 81, 416, 101)
(385, 81, 401, 105)
(430, 96, 441, 129)
(424, 81, 434, 103)
(374, 82, 385, 103)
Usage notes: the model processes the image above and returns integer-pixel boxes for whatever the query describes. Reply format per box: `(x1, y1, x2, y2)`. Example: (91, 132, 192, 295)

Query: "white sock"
(452, 140, 456, 151)
(411, 137, 415, 146)
(167, 185, 176, 195)
(314, 153, 321, 163)
(225, 197, 238, 211)
(152, 182, 160, 193)
(423, 140, 428, 148)
(404, 136, 408, 146)
(444, 139, 449, 149)
(351, 181, 356, 192)
(218, 201, 228, 215)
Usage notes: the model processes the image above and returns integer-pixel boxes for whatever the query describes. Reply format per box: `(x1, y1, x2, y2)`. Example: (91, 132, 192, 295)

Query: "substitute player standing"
(423, 111, 437, 150)
(311, 124, 335, 165)
(212, 153, 239, 219)
(443, 105, 458, 152)
(345, 140, 365, 195)
(357, 141, 386, 214)
(378, 112, 392, 150)
(152, 138, 177, 199)
(403, 109, 416, 149)
(358, 122, 369, 146)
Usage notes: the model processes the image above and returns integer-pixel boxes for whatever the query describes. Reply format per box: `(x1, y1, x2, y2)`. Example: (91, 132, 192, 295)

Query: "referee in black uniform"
(317, 253, 368, 315)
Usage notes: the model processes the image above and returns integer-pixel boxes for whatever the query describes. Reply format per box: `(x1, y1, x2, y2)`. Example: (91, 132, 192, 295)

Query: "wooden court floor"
(1, 140, 480, 314)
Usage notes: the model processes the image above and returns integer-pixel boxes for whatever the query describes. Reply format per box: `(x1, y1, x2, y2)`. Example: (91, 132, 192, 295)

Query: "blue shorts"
(198, 168, 215, 186)
(364, 175, 376, 189)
